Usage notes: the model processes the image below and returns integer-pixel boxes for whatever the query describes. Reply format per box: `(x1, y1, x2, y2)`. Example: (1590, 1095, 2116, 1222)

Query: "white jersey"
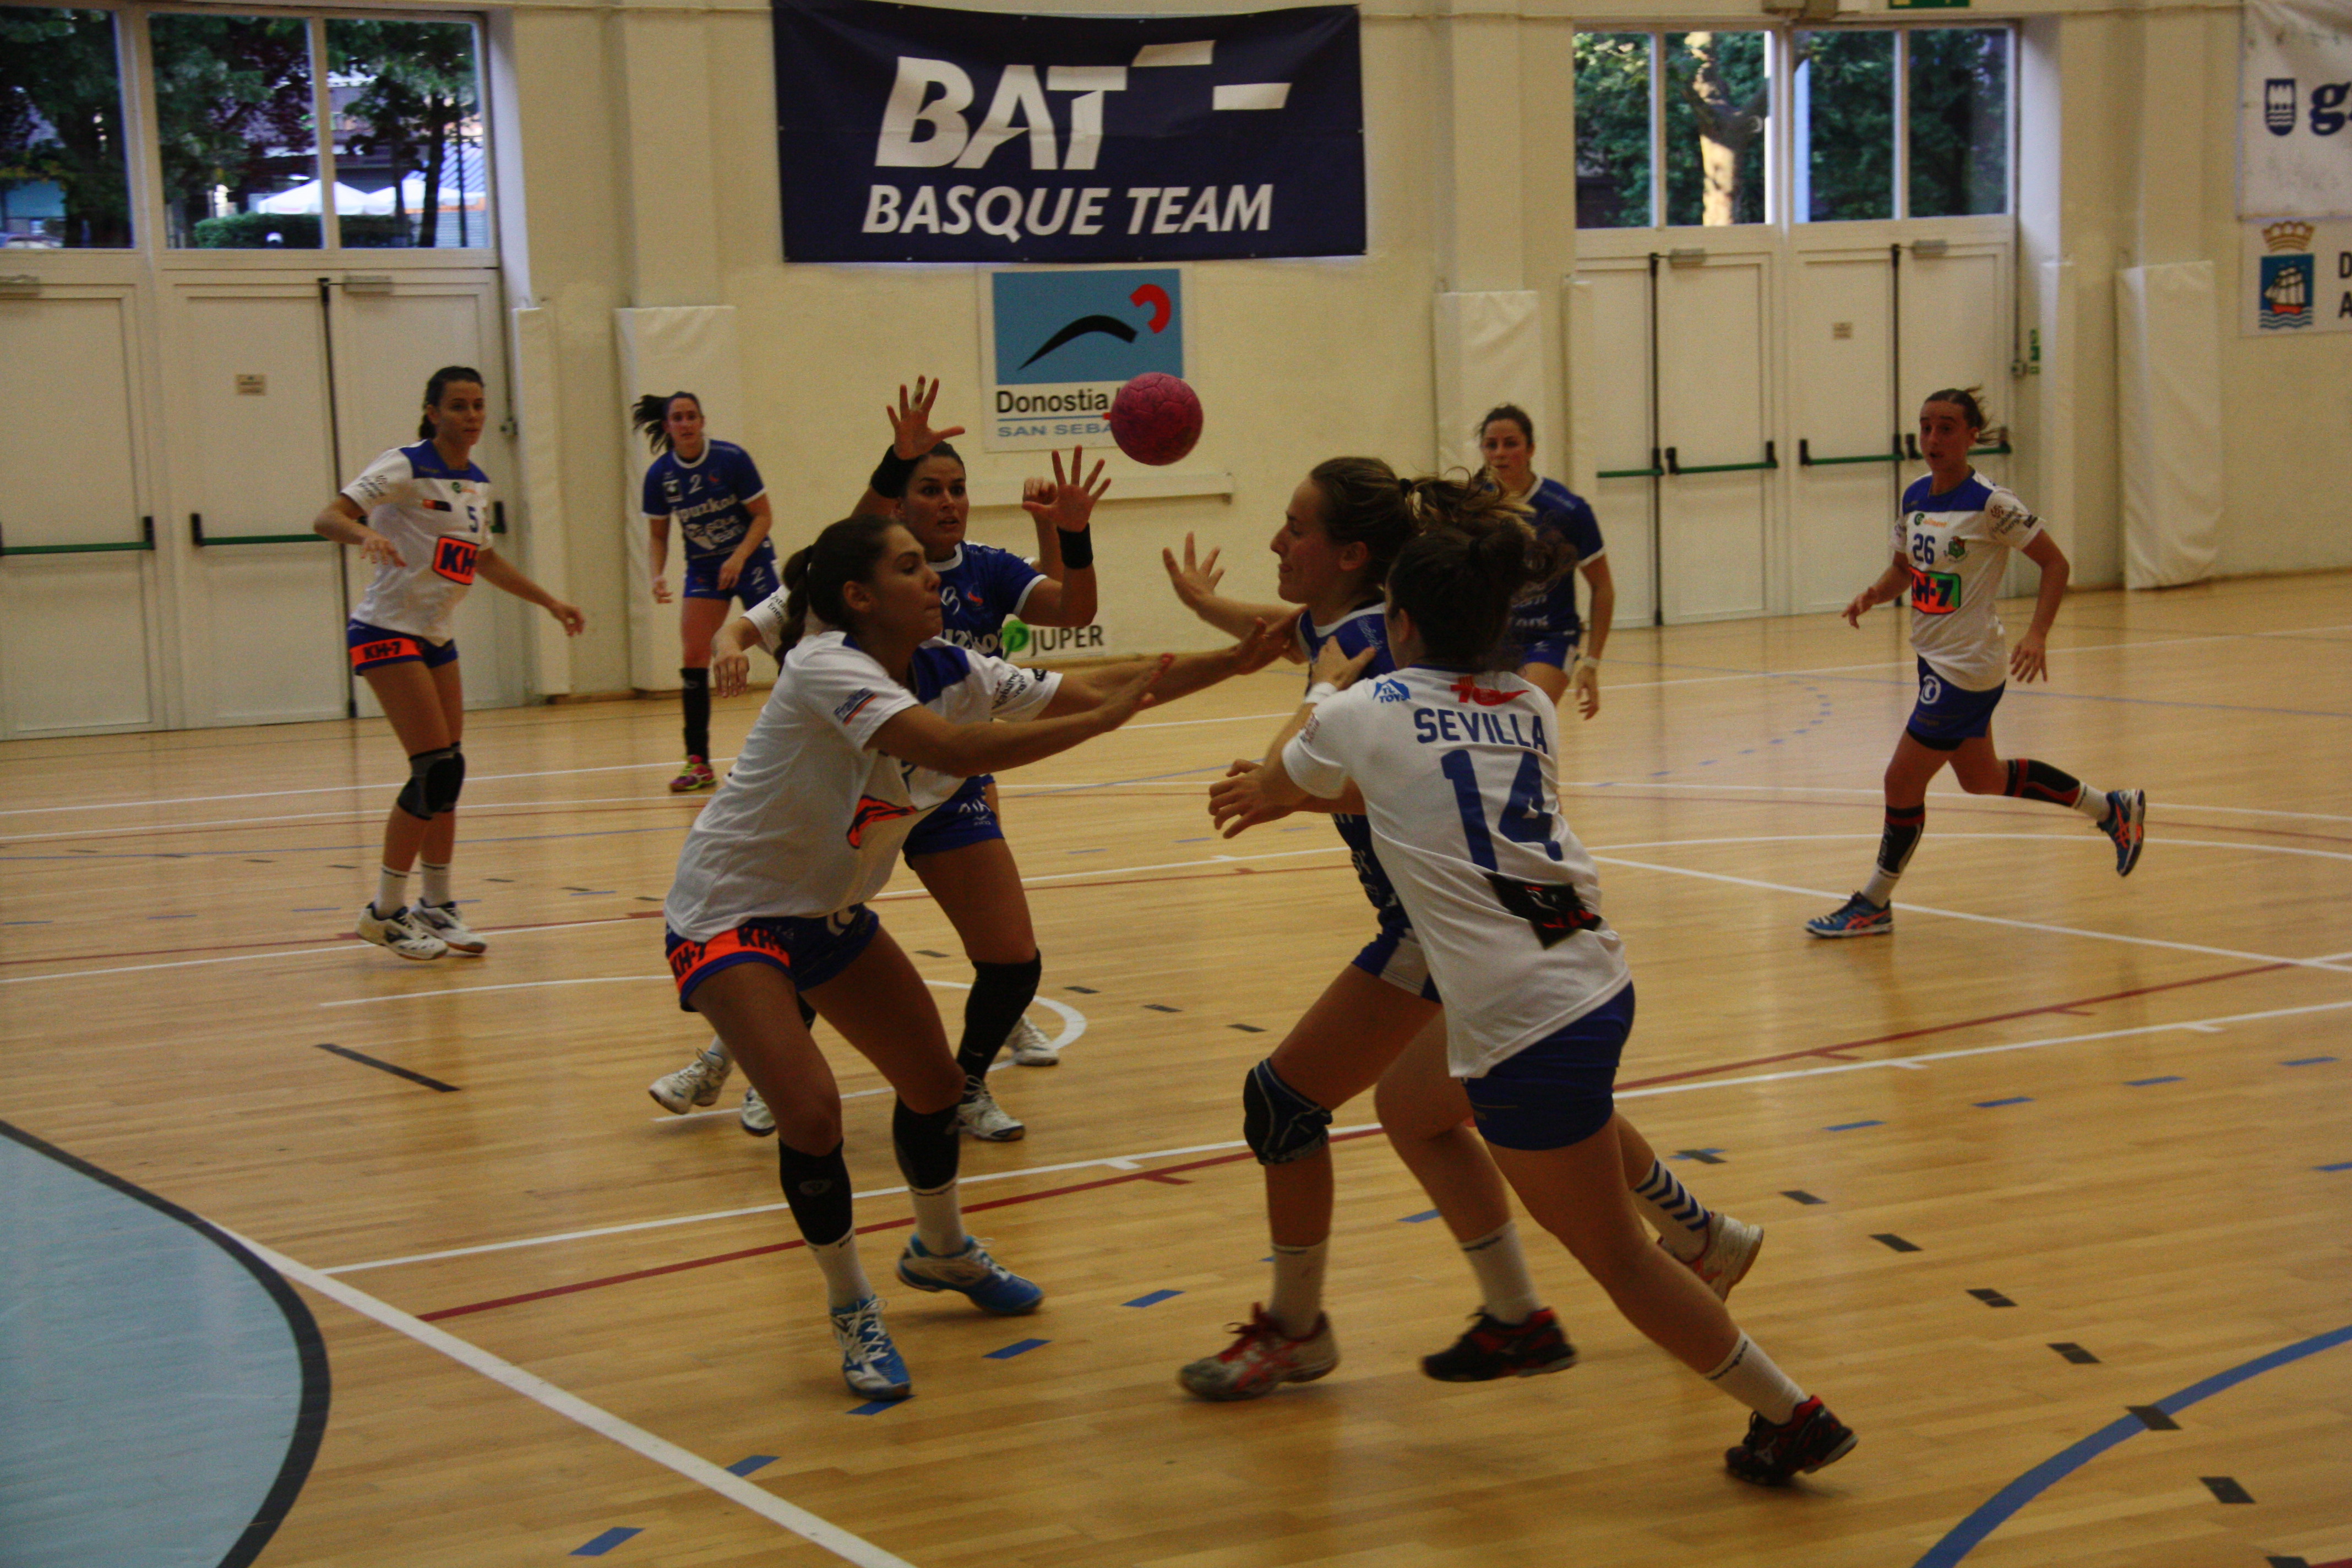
(344, 442, 492, 644)
(664, 633, 1060, 940)
(1897, 471, 2043, 692)
(1283, 665, 1631, 1076)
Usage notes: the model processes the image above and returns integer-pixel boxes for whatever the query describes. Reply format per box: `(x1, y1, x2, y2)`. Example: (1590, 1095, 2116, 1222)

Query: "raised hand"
(1160, 531, 1225, 607)
(885, 375, 967, 460)
(1310, 640, 1376, 692)
(1021, 445, 1112, 534)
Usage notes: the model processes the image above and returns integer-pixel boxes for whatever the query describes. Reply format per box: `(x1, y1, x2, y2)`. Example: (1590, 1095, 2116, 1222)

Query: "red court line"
(415, 956, 2300, 1321)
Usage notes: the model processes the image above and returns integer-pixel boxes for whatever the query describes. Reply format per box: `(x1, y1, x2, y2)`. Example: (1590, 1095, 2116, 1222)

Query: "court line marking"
(219, 1228, 914, 1568)
(9, 830, 2348, 987)
(325, 992, 2352, 1280)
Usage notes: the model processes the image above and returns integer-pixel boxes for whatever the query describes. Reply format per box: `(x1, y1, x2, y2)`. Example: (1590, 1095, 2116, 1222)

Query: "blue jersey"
(1299, 605, 1409, 931)
(933, 543, 1046, 656)
(642, 440, 767, 559)
(1507, 477, 1605, 646)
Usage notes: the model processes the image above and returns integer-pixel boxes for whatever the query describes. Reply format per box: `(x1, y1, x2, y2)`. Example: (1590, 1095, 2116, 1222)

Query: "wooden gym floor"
(2, 574, 2346, 1568)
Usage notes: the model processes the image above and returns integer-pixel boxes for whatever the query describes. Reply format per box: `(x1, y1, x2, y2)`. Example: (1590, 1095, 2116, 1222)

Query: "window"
(151, 12, 319, 249)
(326, 19, 491, 249)
(1794, 31, 1894, 223)
(0, 8, 134, 248)
(1908, 28, 2009, 218)
(1574, 33, 1652, 230)
(1663, 32, 1770, 228)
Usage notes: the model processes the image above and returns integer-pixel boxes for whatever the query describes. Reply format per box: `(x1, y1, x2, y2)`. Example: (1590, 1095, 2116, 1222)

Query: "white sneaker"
(956, 1082, 1025, 1141)
(411, 901, 487, 956)
(356, 902, 447, 962)
(649, 1046, 731, 1113)
(1006, 1016, 1061, 1066)
(1677, 1213, 1765, 1301)
(828, 1295, 911, 1400)
(739, 1087, 774, 1137)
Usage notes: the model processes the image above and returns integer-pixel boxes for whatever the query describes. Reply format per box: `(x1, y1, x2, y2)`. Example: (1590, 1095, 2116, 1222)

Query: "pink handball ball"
(1107, 373, 1203, 466)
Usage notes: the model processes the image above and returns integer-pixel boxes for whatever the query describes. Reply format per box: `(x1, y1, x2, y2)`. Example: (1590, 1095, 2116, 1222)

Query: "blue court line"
(1174, 836, 1210, 843)
(570, 1526, 642, 1556)
(1974, 1097, 2032, 1108)
(985, 1338, 1048, 1359)
(724, 1455, 775, 1477)
(1910, 1321, 2352, 1568)
(1825, 1120, 1883, 1131)
(1400, 1209, 1441, 1223)
(2320, 1162, 2352, 1173)
(1123, 1289, 1181, 1308)
(3, 919, 52, 924)
(846, 1400, 901, 1416)
(2285, 1056, 2338, 1066)
(2126, 1076, 2184, 1086)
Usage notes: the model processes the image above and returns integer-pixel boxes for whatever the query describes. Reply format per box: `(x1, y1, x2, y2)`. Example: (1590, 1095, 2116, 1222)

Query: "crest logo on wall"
(2267, 77, 2299, 133)
(2260, 220, 2316, 329)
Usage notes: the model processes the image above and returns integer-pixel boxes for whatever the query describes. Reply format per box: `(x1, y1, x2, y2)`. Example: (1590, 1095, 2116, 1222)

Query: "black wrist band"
(870, 445, 918, 499)
(1056, 527, 1094, 570)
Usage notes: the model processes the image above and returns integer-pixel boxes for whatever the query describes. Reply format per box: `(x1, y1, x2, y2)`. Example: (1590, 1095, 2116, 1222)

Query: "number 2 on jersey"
(1439, 748, 1562, 869)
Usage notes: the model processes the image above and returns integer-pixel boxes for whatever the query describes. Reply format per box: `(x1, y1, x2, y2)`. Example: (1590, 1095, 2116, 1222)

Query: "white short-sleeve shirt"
(1896, 472, 2044, 692)
(343, 442, 492, 644)
(1283, 665, 1631, 1076)
(664, 633, 1059, 939)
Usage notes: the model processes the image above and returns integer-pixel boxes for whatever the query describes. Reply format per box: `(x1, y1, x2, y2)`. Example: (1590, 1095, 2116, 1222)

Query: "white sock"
(2073, 786, 2112, 823)
(1630, 1159, 1713, 1262)
(1460, 1222, 1545, 1325)
(810, 1233, 874, 1311)
(704, 1036, 731, 1067)
(1267, 1239, 1328, 1338)
(419, 861, 453, 907)
(1703, 1332, 1805, 1425)
(1860, 866, 1901, 907)
(374, 865, 407, 917)
(908, 1181, 968, 1258)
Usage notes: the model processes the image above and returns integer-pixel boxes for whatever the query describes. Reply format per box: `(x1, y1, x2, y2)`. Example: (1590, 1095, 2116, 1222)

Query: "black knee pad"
(892, 1098, 961, 1191)
(1243, 1058, 1332, 1166)
(395, 745, 462, 820)
(776, 1139, 854, 1248)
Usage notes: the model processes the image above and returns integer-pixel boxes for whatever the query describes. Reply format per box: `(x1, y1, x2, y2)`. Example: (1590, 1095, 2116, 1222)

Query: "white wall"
(490, 0, 2352, 694)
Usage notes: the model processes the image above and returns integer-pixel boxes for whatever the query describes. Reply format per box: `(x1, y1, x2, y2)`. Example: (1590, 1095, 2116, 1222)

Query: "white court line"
(0, 793, 700, 846)
(322, 974, 669, 1008)
(326, 989, 2352, 1277)
(0, 755, 747, 819)
(221, 1228, 912, 1567)
(1560, 780, 2352, 826)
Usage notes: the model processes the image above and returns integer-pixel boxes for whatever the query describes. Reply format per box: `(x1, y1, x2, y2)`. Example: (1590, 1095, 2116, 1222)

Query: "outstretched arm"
(870, 657, 1169, 777)
(1161, 531, 1302, 655)
(1209, 640, 1374, 836)
(1038, 613, 1295, 719)
(854, 375, 965, 518)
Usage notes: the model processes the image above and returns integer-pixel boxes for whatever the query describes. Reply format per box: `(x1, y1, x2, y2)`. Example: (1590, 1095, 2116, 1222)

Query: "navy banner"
(772, 0, 1364, 263)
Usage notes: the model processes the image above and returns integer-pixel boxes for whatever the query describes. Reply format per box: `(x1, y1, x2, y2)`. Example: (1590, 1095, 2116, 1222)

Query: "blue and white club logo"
(2267, 78, 2297, 135)
(1919, 673, 1943, 705)
(2261, 254, 2314, 330)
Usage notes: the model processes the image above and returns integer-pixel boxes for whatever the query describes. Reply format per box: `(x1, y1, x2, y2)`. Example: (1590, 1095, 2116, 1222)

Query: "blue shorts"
(664, 906, 879, 1012)
(682, 544, 781, 605)
(903, 774, 1003, 857)
(348, 620, 458, 673)
(1350, 919, 1440, 1001)
(1514, 633, 1578, 671)
(1463, 981, 1635, 1151)
(1905, 657, 2004, 752)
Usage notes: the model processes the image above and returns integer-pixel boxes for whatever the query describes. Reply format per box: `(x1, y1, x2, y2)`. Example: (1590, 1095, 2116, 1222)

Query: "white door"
(328, 274, 520, 715)
(1894, 241, 2022, 585)
(1655, 253, 1775, 623)
(1570, 262, 1659, 625)
(0, 287, 165, 738)
(1788, 247, 1901, 611)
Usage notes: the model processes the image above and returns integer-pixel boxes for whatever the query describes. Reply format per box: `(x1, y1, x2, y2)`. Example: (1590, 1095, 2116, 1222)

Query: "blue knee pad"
(1242, 1059, 1332, 1166)
(397, 745, 465, 820)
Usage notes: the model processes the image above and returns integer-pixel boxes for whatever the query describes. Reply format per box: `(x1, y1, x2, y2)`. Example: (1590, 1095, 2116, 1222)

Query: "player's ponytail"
(419, 364, 484, 440)
(631, 391, 701, 454)
(777, 514, 899, 650)
(1386, 502, 1568, 672)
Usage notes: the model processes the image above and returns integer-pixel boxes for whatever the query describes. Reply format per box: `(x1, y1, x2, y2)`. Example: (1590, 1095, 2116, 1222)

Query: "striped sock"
(1631, 1159, 1712, 1262)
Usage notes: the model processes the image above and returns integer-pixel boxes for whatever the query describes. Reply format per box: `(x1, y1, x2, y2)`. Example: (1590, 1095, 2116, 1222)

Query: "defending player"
(1806, 388, 2144, 938)
(634, 391, 778, 794)
(313, 366, 585, 961)
(1217, 513, 1856, 1487)
(1476, 404, 1614, 717)
(651, 383, 1104, 1138)
(662, 513, 1286, 1400)
(1163, 465, 1757, 1400)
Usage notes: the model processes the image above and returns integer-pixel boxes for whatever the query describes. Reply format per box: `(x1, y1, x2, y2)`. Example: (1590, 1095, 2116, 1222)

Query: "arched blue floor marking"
(0, 1121, 329, 1568)
(1912, 1321, 2352, 1568)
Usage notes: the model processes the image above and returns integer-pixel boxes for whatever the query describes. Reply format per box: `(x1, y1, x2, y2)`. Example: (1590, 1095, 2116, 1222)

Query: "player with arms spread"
(1806, 388, 2144, 938)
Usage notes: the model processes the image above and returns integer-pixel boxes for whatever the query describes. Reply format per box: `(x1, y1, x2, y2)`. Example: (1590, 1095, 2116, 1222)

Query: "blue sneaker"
(895, 1235, 1043, 1316)
(2101, 789, 2145, 876)
(829, 1295, 911, 1400)
(1805, 892, 1891, 938)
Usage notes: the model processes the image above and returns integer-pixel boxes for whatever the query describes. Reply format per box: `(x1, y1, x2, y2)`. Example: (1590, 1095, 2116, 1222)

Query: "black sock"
(954, 952, 1042, 1090)
(1877, 805, 1925, 877)
(680, 668, 711, 760)
(2003, 758, 2084, 808)
(776, 1139, 853, 1247)
(891, 1098, 961, 1191)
